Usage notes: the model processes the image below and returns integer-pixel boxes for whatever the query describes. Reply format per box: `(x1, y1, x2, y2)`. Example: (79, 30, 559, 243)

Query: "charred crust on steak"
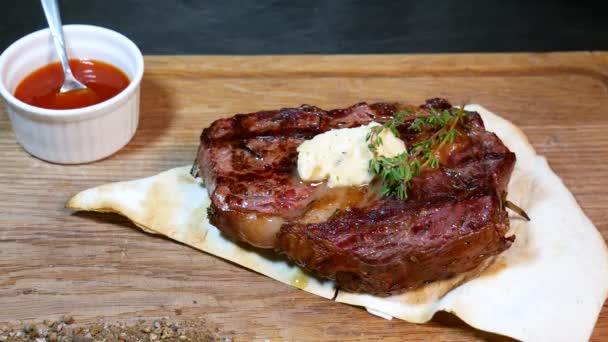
(195, 98, 518, 295)
(238, 140, 263, 160)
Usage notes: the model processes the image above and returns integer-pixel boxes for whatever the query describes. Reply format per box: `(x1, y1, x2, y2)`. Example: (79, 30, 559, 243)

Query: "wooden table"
(1, 53, 607, 341)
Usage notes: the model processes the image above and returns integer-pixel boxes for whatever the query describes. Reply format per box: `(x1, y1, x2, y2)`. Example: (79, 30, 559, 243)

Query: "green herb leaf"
(366, 105, 465, 200)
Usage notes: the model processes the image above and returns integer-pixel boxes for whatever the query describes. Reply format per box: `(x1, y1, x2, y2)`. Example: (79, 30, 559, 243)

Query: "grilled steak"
(195, 98, 515, 295)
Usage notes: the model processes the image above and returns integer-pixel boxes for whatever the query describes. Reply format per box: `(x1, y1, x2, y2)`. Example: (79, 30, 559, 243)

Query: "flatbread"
(67, 105, 608, 341)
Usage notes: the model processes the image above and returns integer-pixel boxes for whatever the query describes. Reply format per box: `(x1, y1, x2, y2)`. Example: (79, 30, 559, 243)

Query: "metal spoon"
(40, 0, 88, 93)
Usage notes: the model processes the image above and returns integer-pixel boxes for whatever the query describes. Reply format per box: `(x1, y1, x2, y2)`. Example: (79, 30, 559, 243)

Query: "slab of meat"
(195, 98, 515, 295)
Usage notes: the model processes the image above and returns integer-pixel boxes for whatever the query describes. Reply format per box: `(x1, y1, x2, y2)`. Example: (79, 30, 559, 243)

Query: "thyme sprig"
(411, 108, 464, 168)
(367, 107, 464, 199)
(366, 111, 407, 151)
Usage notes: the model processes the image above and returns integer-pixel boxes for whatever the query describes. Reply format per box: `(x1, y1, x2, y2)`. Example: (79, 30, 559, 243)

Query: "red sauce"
(14, 59, 130, 110)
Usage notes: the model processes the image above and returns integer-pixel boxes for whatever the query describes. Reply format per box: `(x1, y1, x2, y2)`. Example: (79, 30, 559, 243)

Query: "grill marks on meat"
(196, 98, 516, 295)
(198, 103, 396, 248)
(279, 192, 512, 294)
(201, 102, 396, 144)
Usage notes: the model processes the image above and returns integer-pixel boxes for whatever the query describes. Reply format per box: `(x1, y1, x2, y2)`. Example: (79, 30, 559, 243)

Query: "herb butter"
(296, 123, 406, 187)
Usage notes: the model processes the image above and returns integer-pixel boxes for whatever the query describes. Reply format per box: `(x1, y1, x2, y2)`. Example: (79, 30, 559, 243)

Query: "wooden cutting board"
(1, 53, 607, 341)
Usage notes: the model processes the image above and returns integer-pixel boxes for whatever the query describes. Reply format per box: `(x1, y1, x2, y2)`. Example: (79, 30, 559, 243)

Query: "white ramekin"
(0, 24, 144, 164)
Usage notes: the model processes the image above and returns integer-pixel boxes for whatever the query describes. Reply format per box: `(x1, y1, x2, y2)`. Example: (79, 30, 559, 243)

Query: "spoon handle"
(40, 0, 75, 77)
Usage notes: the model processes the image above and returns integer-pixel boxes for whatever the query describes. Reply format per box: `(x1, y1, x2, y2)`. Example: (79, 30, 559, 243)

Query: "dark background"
(2, 0, 608, 54)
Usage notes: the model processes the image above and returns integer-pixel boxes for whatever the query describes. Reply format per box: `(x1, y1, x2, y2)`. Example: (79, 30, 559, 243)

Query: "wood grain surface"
(1, 52, 607, 341)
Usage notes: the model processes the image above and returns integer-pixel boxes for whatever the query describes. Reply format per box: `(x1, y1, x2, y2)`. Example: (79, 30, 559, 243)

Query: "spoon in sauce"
(40, 0, 96, 99)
